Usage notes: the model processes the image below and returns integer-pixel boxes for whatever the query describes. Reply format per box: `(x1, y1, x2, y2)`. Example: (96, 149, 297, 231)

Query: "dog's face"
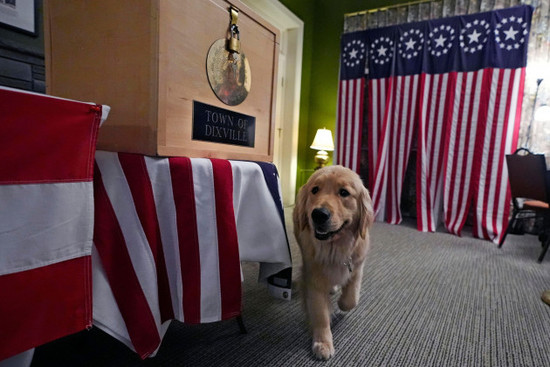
(295, 165, 373, 242)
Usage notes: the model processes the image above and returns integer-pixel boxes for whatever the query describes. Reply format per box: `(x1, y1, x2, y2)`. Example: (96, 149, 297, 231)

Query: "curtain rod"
(344, 0, 440, 17)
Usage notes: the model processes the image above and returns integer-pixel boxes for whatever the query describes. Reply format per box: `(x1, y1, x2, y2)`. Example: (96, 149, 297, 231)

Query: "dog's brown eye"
(311, 186, 319, 195)
(339, 189, 350, 197)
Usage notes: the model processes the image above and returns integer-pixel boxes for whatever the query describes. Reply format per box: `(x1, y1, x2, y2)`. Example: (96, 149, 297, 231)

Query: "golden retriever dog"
(293, 165, 373, 360)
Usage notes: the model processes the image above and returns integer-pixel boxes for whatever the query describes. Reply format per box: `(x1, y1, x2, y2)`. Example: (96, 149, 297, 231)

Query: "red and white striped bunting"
(92, 152, 291, 358)
(370, 75, 418, 224)
(0, 87, 105, 361)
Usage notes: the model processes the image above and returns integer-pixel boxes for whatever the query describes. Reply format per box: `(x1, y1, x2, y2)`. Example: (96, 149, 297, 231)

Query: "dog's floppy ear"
(358, 186, 374, 239)
(293, 184, 310, 231)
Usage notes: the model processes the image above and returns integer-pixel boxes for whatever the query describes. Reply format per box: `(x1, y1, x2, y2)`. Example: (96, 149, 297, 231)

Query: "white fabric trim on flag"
(231, 161, 291, 281)
(190, 158, 223, 323)
(0, 182, 93, 276)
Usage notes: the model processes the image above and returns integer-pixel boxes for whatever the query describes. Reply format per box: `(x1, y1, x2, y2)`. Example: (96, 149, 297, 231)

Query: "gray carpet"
(33, 209, 550, 366)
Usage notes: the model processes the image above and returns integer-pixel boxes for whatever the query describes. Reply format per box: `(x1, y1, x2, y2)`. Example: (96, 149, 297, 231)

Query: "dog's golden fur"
(293, 165, 373, 360)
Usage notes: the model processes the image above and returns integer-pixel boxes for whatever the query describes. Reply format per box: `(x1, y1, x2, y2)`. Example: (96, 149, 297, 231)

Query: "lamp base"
(314, 150, 329, 170)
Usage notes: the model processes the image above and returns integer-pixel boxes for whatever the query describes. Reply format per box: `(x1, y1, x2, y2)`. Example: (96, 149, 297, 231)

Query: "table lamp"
(310, 128, 334, 169)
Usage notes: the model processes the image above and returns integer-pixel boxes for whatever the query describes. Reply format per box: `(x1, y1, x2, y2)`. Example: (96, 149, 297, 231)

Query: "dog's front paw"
(337, 296, 357, 312)
(312, 340, 334, 360)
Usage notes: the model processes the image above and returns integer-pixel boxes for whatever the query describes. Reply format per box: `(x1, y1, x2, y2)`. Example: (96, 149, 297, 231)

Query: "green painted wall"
(279, 0, 408, 193)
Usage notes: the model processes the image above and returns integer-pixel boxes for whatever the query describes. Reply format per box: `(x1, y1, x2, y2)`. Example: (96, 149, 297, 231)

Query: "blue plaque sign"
(192, 100, 255, 147)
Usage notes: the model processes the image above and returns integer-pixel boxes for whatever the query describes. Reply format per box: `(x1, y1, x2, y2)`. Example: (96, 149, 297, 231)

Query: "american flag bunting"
(336, 5, 532, 243)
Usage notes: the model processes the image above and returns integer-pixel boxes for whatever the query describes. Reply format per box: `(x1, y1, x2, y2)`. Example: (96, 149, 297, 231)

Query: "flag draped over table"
(93, 152, 243, 358)
(92, 152, 292, 358)
(0, 87, 106, 361)
(336, 5, 532, 243)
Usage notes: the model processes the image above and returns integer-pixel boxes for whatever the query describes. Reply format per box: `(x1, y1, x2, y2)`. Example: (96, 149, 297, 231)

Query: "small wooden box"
(44, 0, 279, 161)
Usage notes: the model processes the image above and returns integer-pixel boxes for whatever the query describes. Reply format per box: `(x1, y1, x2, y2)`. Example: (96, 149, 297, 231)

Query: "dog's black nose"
(312, 207, 331, 225)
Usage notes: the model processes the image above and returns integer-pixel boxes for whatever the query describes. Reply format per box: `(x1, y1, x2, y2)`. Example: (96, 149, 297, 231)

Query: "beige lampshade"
(310, 128, 334, 151)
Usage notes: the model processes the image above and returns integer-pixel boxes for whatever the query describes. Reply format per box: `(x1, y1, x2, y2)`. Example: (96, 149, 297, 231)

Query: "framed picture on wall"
(0, 0, 36, 36)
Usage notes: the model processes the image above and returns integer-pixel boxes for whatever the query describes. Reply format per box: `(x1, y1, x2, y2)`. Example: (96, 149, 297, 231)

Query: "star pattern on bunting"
(343, 39, 366, 68)
(495, 15, 528, 51)
(460, 19, 490, 54)
(428, 24, 455, 57)
(398, 29, 424, 59)
(371, 37, 394, 65)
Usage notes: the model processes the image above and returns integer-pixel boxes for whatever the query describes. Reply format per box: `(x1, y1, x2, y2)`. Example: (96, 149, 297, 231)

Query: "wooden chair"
(499, 148, 550, 262)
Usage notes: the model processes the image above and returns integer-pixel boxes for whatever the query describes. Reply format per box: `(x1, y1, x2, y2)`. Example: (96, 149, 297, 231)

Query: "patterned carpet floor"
(32, 210, 550, 366)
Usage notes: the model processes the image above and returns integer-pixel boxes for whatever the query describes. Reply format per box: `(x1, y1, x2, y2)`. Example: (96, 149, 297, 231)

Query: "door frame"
(241, 0, 303, 206)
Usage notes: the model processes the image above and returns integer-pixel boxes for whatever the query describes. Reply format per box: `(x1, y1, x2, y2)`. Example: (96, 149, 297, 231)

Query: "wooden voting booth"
(44, 0, 279, 162)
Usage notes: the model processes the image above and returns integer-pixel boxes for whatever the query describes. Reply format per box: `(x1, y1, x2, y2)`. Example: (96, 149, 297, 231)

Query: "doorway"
(240, 0, 303, 207)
